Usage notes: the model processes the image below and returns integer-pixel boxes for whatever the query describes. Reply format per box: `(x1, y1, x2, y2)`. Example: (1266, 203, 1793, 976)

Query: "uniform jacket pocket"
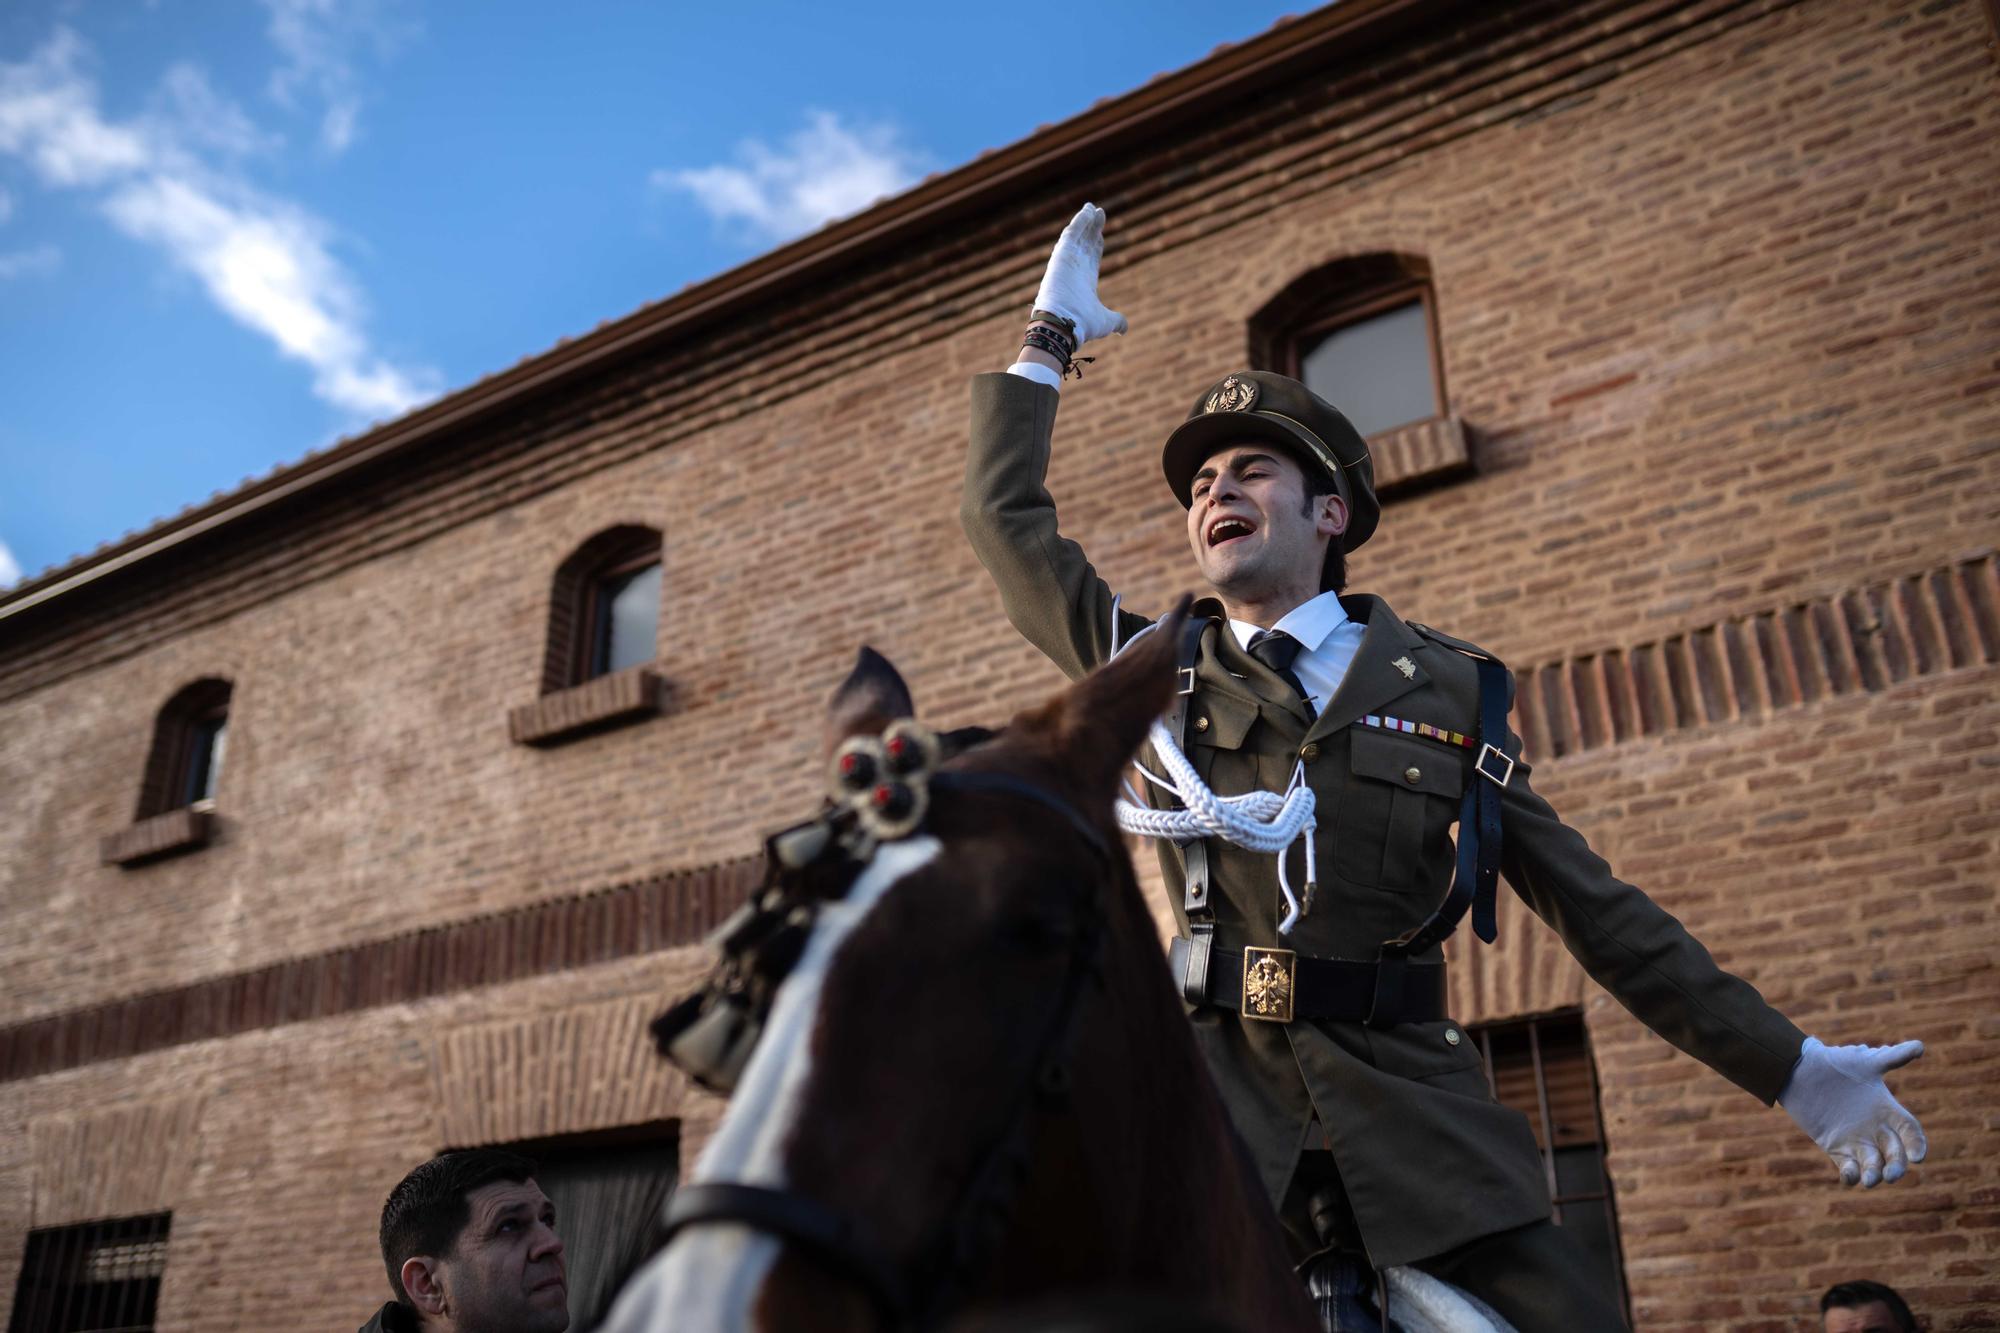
(1336, 727, 1469, 891)
(1182, 690, 1262, 795)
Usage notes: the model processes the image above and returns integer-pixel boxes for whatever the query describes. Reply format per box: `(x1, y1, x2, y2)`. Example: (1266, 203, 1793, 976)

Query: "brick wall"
(1, 0, 1995, 1326)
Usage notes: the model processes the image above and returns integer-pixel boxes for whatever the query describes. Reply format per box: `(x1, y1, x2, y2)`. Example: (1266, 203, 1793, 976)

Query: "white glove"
(1031, 203, 1128, 344)
(1779, 1036, 1927, 1187)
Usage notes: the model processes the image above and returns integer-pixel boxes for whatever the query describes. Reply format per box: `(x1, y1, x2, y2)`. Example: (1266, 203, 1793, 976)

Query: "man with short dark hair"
(361, 1148, 569, 1333)
(1821, 1280, 1918, 1333)
(962, 205, 1930, 1330)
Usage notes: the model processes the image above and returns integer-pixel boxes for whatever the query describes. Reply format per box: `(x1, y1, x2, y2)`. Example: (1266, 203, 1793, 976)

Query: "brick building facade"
(2, 0, 1995, 1327)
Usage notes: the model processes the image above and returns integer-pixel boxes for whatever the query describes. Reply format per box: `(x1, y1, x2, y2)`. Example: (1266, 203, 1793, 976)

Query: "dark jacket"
(359, 1300, 419, 1333)
(960, 371, 1806, 1268)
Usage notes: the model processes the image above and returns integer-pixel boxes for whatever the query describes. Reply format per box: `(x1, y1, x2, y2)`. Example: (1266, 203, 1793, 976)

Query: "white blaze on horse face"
(597, 836, 943, 1333)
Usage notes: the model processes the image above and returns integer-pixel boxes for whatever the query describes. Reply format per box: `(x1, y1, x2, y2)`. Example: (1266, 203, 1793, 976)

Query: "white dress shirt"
(1228, 590, 1363, 717)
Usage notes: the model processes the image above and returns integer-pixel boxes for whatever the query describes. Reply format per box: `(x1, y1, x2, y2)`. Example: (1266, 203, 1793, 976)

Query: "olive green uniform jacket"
(960, 372, 1807, 1269)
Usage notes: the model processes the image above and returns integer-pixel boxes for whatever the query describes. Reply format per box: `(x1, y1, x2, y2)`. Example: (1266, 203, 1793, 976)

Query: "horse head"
(609, 601, 1316, 1332)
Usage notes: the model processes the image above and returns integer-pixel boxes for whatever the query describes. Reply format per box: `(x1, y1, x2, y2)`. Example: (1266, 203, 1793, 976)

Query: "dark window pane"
(508, 1135, 677, 1332)
(1554, 1143, 1606, 1197)
(183, 716, 226, 806)
(595, 563, 661, 676)
(1297, 300, 1436, 437)
(1552, 1193, 1621, 1297)
(8, 1213, 170, 1333)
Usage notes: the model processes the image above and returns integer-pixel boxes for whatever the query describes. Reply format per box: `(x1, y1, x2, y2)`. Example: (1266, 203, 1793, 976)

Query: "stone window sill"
(509, 665, 665, 747)
(101, 804, 213, 867)
(1369, 415, 1472, 493)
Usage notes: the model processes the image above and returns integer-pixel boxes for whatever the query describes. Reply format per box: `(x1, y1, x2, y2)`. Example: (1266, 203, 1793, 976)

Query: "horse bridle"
(657, 764, 1116, 1332)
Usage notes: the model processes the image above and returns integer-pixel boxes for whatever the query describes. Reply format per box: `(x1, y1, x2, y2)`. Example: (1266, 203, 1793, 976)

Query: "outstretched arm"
(963, 204, 1148, 679)
(1496, 734, 1929, 1188)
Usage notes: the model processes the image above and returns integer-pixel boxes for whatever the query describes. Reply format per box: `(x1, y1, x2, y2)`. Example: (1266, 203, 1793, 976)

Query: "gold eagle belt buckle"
(1241, 947, 1297, 1023)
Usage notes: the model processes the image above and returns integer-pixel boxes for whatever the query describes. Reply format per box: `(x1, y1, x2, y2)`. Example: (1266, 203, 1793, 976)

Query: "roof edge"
(0, 0, 1422, 626)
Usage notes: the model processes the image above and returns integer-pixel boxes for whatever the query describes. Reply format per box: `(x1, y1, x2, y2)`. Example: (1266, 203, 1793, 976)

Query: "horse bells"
(830, 719, 942, 843)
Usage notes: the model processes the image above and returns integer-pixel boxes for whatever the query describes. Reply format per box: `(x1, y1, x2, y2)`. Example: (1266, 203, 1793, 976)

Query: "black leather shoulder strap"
(1380, 623, 1518, 979)
(1161, 613, 1218, 1005)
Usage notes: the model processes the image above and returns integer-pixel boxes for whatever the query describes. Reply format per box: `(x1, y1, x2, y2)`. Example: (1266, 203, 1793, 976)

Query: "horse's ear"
(1057, 596, 1194, 792)
(824, 645, 915, 759)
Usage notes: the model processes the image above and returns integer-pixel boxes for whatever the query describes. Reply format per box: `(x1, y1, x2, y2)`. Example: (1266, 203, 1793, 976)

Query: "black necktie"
(1247, 629, 1316, 719)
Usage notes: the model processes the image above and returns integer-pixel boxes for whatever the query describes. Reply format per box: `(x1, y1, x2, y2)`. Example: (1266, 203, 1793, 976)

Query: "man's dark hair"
(1299, 467, 1348, 594)
(379, 1149, 539, 1304)
(1820, 1280, 1917, 1331)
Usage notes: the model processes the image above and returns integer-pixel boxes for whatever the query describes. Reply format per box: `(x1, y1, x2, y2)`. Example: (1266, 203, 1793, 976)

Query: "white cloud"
(0, 540, 21, 587)
(0, 243, 60, 279)
(104, 176, 431, 416)
(259, 0, 414, 154)
(153, 63, 280, 159)
(0, 30, 148, 186)
(655, 110, 926, 243)
(0, 29, 437, 419)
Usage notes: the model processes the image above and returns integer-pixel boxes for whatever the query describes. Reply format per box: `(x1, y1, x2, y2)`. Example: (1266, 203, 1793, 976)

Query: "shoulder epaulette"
(1408, 621, 1503, 665)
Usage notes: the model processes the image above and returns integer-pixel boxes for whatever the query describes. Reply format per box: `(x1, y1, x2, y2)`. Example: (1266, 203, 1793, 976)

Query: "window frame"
(1278, 278, 1449, 437)
(135, 679, 233, 821)
(576, 548, 663, 684)
(6, 1211, 172, 1333)
(176, 704, 228, 810)
(1472, 1011, 1629, 1315)
(539, 526, 664, 697)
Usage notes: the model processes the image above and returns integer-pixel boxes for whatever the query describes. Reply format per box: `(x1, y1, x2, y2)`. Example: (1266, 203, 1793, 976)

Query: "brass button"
(1404, 766, 1422, 784)
(1445, 1028, 1461, 1046)
(1300, 742, 1320, 762)
(1194, 716, 1210, 733)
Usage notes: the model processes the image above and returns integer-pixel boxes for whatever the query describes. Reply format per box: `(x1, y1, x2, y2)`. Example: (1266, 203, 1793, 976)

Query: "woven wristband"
(1030, 308, 1078, 340)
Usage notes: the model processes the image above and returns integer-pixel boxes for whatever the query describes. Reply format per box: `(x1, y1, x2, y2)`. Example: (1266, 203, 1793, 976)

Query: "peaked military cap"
(1161, 370, 1379, 552)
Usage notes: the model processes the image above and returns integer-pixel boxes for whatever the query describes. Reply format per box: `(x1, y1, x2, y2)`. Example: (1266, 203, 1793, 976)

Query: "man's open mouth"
(1207, 516, 1257, 547)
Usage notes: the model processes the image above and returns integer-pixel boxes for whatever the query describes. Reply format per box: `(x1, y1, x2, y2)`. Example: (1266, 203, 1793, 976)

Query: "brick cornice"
(0, 855, 763, 1085)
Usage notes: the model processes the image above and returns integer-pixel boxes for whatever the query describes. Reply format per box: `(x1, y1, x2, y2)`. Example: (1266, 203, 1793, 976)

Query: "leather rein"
(659, 768, 1116, 1332)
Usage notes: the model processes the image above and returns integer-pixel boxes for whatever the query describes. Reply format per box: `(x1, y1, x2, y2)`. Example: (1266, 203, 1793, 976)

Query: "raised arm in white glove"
(1779, 1036, 1928, 1187)
(1009, 203, 1128, 389)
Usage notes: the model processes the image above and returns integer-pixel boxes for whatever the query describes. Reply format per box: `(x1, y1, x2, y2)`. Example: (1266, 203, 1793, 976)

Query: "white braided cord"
(1108, 604, 1318, 935)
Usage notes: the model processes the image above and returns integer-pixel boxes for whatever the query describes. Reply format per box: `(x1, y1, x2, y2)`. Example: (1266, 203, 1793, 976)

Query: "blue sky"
(0, 1, 1308, 588)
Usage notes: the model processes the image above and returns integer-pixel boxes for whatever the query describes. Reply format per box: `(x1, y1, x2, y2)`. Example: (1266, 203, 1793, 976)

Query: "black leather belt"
(1167, 936, 1447, 1026)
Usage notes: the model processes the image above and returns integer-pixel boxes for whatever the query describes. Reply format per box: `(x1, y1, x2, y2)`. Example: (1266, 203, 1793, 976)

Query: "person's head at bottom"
(378, 1148, 568, 1333)
(1820, 1279, 1916, 1333)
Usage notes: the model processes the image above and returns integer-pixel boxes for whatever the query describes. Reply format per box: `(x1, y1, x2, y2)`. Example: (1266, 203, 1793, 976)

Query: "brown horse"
(602, 602, 1318, 1332)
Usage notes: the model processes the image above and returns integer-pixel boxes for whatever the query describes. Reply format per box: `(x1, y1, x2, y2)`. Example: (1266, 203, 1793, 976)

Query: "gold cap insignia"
(1204, 375, 1259, 414)
(1393, 656, 1417, 680)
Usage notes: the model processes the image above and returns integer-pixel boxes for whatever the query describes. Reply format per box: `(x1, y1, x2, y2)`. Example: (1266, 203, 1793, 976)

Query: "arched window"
(137, 678, 232, 818)
(1250, 254, 1469, 492)
(510, 526, 667, 747)
(541, 526, 663, 694)
(104, 678, 232, 865)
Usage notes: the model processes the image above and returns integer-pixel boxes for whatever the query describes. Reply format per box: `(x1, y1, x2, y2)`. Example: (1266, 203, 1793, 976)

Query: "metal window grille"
(6, 1213, 171, 1333)
(1472, 1012, 1629, 1315)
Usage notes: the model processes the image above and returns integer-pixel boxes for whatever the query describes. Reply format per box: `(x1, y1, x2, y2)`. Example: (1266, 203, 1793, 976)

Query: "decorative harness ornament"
(649, 721, 1119, 1333)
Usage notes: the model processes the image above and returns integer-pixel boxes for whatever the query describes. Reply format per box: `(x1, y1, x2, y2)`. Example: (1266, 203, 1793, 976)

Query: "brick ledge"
(508, 666, 665, 746)
(100, 806, 212, 867)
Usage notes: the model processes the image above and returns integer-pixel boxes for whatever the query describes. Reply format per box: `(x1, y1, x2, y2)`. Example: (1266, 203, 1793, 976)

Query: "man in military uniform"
(959, 205, 1930, 1329)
